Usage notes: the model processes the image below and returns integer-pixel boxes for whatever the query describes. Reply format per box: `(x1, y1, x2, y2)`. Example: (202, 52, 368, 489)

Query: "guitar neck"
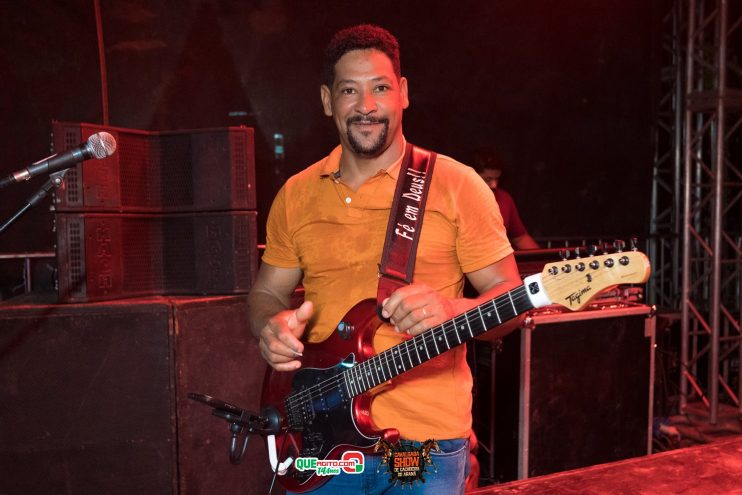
(343, 283, 535, 397)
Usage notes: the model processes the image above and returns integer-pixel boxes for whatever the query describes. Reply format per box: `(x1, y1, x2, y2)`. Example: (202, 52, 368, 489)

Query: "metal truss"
(649, 0, 685, 311)
(680, 0, 742, 423)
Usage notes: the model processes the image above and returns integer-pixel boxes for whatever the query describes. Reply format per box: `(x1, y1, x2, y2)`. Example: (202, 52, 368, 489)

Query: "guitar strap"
(377, 142, 437, 320)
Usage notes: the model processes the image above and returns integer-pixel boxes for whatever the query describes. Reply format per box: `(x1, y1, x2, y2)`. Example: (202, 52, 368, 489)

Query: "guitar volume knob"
(336, 321, 354, 339)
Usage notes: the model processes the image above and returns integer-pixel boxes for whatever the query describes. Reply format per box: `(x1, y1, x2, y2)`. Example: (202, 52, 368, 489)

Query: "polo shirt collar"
(319, 138, 407, 181)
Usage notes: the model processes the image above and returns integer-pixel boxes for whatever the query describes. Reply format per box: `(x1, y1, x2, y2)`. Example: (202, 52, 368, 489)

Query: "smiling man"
(248, 24, 522, 494)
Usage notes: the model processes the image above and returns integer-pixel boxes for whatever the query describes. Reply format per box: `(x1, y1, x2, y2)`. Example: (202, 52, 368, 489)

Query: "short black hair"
(472, 147, 508, 175)
(323, 24, 401, 87)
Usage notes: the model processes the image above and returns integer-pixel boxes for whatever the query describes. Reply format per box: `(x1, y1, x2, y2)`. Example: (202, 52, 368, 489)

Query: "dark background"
(0, 0, 660, 254)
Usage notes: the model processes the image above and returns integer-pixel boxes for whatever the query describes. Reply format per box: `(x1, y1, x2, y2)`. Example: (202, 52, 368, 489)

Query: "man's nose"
(357, 90, 377, 113)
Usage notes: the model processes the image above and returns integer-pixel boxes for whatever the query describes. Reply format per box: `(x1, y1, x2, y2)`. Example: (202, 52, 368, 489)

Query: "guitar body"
(260, 299, 398, 492)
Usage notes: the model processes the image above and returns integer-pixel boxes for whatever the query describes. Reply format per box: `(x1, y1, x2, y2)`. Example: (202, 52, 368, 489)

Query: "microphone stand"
(0, 169, 68, 235)
(188, 393, 281, 465)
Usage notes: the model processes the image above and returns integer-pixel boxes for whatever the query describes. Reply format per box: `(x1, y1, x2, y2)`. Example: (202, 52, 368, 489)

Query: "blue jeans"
(287, 439, 469, 495)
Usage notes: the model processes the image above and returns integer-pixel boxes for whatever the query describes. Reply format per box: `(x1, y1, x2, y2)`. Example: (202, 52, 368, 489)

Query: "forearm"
(247, 289, 291, 339)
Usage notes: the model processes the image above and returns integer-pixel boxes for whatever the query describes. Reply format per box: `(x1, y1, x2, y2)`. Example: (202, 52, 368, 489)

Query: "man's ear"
(320, 85, 333, 117)
(400, 77, 410, 109)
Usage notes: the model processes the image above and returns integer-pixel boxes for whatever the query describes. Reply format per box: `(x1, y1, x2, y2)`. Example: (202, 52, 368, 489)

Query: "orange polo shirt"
(262, 143, 512, 441)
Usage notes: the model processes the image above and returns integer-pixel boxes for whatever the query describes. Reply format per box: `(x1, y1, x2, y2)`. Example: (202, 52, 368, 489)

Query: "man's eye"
(375, 85, 390, 92)
(341, 88, 356, 95)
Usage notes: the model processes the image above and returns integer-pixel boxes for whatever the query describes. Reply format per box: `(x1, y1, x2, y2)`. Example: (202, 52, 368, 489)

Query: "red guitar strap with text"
(377, 143, 437, 320)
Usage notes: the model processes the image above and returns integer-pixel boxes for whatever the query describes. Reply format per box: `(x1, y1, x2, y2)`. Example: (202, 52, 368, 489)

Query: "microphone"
(0, 132, 117, 189)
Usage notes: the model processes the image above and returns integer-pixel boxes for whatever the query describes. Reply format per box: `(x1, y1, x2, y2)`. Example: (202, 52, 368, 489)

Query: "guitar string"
(284, 286, 532, 412)
(284, 259, 618, 410)
(283, 292, 524, 412)
(285, 256, 641, 419)
(284, 287, 533, 409)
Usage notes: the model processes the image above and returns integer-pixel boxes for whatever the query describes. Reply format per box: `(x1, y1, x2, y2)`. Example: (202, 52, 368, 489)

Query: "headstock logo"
(565, 286, 591, 306)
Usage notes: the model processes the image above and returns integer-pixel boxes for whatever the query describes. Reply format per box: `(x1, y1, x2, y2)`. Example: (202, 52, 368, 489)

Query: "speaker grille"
(53, 122, 255, 212)
(56, 212, 257, 303)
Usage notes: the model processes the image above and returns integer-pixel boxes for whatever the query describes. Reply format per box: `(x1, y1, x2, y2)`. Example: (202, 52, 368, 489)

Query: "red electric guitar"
(260, 250, 651, 492)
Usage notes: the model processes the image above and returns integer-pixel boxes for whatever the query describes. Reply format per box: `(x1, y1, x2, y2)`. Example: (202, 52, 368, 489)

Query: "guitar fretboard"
(342, 284, 533, 397)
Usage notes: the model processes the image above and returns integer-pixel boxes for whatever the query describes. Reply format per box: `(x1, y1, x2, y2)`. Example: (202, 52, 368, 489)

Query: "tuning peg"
(630, 237, 639, 251)
(587, 244, 598, 256)
(574, 247, 583, 259)
(614, 239, 625, 253)
(558, 249, 570, 260)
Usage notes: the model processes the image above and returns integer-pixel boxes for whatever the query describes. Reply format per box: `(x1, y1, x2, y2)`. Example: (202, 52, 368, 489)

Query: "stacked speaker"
(52, 122, 258, 302)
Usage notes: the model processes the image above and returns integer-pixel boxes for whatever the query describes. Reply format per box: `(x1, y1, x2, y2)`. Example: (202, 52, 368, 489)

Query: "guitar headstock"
(540, 250, 651, 311)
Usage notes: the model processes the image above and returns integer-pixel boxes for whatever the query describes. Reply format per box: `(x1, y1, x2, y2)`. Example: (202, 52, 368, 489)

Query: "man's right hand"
(257, 300, 313, 371)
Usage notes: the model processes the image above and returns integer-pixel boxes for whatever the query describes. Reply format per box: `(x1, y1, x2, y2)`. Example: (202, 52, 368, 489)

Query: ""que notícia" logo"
(295, 451, 365, 476)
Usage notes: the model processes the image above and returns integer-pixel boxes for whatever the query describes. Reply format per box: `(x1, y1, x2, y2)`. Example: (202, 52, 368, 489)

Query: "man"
(248, 25, 522, 494)
(473, 149, 539, 250)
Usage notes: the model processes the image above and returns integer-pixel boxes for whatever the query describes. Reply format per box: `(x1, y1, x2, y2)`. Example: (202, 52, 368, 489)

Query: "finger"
(394, 306, 431, 334)
(289, 300, 314, 329)
(265, 317, 304, 357)
(382, 286, 418, 318)
(273, 325, 304, 356)
(404, 318, 430, 336)
(259, 338, 302, 371)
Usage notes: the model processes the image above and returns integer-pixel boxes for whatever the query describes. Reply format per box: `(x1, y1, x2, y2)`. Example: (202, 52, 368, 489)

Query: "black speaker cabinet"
(0, 295, 273, 494)
(473, 304, 655, 483)
(56, 211, 258, 303)
(52, 122, 256, 212)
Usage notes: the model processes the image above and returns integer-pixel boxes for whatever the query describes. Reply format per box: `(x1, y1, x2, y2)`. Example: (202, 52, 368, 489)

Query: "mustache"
(347, 116, 389, 125)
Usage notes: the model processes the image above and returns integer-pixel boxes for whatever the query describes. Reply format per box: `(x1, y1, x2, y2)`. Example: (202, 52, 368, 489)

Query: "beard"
(346, 116, 390, 156)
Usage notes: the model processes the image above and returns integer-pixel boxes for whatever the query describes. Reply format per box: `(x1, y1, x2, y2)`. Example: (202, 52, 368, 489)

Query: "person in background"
(473, 148, 539, 250)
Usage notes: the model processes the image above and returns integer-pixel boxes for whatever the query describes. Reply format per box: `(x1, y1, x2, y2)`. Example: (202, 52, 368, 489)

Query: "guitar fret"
(413, 338, 422, 364)
(371, 357, 380, 385)
(476, 306, 486, 335)
(353, 365, 363, 393)
(364, 363, 372, 390)
(492, 300, 502, 324)
(347, 367, 355, 396)
(457, 316, 466, 344)
(351, 370, 358, 396)
(343, 373, 352, 398)
(374, 357, 384, 383)
(348, 370, 357, 397)
(356, 365, 365, 393)
(405, 340, 415, 368)
(431, 328, 441, 355)
(358, 363, 368, 391)
(351, 367, 359, 396)
(507, 291, 517, 314)
(384, 353, 394, 379)
(362, 363, 371, 390)
(441, 325, 450, 349)
(424, 336, 432, 359)
(395, 348, 406, 373)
